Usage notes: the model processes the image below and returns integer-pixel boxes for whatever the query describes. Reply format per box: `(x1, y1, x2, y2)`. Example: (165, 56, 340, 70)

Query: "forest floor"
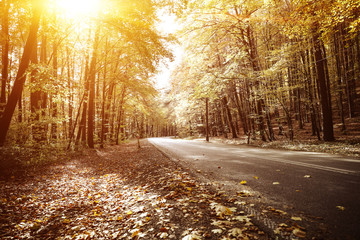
(0, 140, 278, 240)
(0, 118, 358, 239)
(208, 116, 360, 158)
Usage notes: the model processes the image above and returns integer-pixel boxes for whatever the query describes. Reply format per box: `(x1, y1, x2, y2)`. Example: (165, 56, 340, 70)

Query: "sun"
(55, 0, 101, 17)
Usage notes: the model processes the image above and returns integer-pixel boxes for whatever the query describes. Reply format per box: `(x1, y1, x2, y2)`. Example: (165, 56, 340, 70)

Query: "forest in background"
(0, 0, 360, 165)
(168, 0, 360, 146)
(0, 0, 179, 161)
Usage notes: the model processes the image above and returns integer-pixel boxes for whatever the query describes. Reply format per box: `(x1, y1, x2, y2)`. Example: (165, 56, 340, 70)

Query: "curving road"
(148, 137, 360, 239)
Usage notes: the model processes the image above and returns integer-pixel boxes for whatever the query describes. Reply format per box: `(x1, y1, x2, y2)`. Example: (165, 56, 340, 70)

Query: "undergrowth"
(0, 143, 84, 178)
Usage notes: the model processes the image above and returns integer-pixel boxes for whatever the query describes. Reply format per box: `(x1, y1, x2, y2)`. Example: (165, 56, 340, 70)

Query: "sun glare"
(56, 0, 101, 17)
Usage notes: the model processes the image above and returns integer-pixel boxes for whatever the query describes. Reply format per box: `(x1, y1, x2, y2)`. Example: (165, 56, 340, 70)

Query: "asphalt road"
(148, 137, 360, 239)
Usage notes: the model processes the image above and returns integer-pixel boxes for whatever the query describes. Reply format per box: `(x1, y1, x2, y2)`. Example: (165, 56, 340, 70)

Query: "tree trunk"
(87, 26, 101, 148)
(100, 58, 108, 148)
(0, 0, 10, 117)
(313, 32, 334, 141)
(278, 99, 294, 141)
(30, 37, 47, 142)
(340, 24, 356, 118)
(0, 2, 43, 146)
(76, 57, 90, 145)
(67, 93, 85, 150)
(334, 33, 346, 131)
(232, 81, 248, 135)
(247, 25, 266, 141)
(256, 98, 267, 141)
(51, 36, 58, 140)
(222, 96, 238, 139)
(67, 47, 73, 138)
(205, 97, 209, 142)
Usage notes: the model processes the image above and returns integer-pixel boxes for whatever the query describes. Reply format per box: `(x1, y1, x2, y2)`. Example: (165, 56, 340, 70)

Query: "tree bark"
(232, 81, 248, 135)
(0, 2, 43, 146)
(30, 37, 47, 142)
(67, 47, 73, 138)
(77, 57, 90, 145)
(222, 96, 237, 139)
(0, 0, 10, 116)
(51, 41, 58, 140)
(334, 33, 346, 131)
(205, 97, 209, 142)
(87, 26, 100, 148)
(247, 25, 266, 141)
(313, 32, 335, 141)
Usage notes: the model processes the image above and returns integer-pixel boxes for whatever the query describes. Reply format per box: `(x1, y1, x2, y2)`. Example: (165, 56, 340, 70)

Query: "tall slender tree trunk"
(205, 97, 209, 142)
(334, 33, 346, 131)
(76, 57, 90, 145)
(247, 25, 267, 141)
(67, 93, 85, 149)
(51, 38, 58, 140)
(67, 47, 73, 138)
(87, 26, 100, 148)
(100, 49, 108, 148)
(0, 2, 43, 146)
(0, 0, 10, 117)
(232, 81, 248, 135)
(30, 37, 45, 142)
(313, 32, 335, 141)
(17, 93, 23, 123)
(39, 19, 48, 140)
(222, 96, 237, 139)
(339, 24, 356, 118)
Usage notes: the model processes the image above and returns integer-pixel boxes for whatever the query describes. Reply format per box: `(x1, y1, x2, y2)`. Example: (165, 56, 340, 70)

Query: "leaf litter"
(0, 140, 269, 239)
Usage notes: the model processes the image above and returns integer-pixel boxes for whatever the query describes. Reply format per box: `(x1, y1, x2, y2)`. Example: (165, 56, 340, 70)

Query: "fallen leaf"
(131, 230, 140, 238)
(336, 206, 345, 211)
(234, 201, 246, 205)
(30, 223, 40, 231)
(304, 175, 311, 178)
(63, 219, 71, 224)
(276, 209, 287, 215)
(159, 232, 168, 238)
(291, 216, 302, 221)
(229, 228, 243, 237)
(182, 233, 202, 240)
(273, 182, 280, 185)
(240, 180, 247, 185)
(293, 228, 306, 238)
(253, 176, 259, 180)
(212, 203, 236, 218)
(233, 215, 250, 223)
(211, 229, 223, 234)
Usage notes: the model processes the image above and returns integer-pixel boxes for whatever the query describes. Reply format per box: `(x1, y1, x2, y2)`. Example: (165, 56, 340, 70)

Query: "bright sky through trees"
(55, 0, 101, 17)
(0, 0, 175, 146)
(154, 13, 183, 90)
(56, 0, 182, 90)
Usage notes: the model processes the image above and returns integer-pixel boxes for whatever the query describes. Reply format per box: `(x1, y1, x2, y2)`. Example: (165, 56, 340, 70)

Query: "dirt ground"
(0, 140, 277, 240)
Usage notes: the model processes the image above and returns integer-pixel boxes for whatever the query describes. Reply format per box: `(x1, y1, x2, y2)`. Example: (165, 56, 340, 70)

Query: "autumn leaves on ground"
(0, 140, 278, 240)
